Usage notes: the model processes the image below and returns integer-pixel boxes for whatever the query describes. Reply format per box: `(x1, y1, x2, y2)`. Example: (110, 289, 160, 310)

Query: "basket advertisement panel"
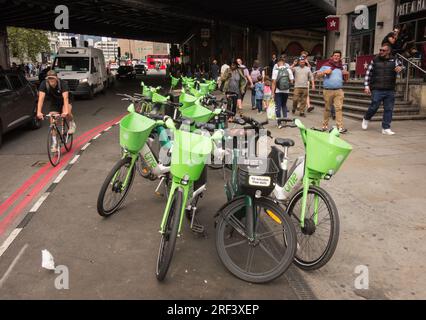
(171, 130, 212, 181)
(180, 104, 214, 123)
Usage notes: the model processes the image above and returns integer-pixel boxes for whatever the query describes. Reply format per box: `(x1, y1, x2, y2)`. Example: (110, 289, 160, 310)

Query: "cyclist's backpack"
(276, 68, 290, 91)
(250, 67, 262, 83)
(45, 78, 62, 94)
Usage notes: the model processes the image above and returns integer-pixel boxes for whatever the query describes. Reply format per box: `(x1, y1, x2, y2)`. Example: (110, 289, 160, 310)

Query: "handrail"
(396, 53, 426, 74)
(396, 53, 425, 100)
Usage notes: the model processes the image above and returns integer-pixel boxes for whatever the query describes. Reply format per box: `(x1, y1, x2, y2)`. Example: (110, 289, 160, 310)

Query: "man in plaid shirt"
(362, 43, 404, 135)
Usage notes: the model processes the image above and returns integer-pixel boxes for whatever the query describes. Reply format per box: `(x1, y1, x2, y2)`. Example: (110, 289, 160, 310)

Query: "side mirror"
(127, 104, 135, 113)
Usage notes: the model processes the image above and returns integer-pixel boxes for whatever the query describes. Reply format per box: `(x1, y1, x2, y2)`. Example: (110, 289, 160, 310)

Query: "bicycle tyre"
(47, 126, 61, 167)
(216, 197, 297, 283)
(63, 119, 73, 152)
(97, 157, 136, 217)
(286, 186, 340, 271)
(156, 188, 183, 281)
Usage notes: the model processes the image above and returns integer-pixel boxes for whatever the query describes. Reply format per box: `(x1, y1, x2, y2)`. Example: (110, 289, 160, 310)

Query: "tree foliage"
(7, 27, 50, 63)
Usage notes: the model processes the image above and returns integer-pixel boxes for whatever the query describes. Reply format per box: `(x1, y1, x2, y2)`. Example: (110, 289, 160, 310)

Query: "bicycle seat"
(275, 138, 295, 147)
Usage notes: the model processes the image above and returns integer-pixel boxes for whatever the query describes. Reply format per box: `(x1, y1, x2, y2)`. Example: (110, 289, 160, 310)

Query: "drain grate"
(31, 160, 47, 167)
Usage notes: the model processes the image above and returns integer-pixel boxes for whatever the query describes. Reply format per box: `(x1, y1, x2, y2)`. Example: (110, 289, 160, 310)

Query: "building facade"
(117, 39, 169, 61)
(326, 0, 425, 61)
(94, 40, 118, 62)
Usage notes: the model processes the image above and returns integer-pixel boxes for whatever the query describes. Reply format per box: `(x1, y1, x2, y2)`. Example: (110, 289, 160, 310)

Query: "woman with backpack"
(249, 60, 264, 110)
(272, 57, 294, 128)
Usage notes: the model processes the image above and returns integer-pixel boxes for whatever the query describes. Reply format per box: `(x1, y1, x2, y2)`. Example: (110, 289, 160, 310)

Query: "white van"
(53, 47, 108, 99)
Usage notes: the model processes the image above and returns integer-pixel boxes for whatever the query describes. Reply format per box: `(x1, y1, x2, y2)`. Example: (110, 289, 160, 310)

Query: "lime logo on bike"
(266, 210, 282, 225)
(284, 173, 298, 193)
(248, 176, 271, 187)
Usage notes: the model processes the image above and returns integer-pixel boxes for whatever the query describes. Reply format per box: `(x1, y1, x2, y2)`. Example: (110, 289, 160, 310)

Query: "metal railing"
(396, 53, 426, 100)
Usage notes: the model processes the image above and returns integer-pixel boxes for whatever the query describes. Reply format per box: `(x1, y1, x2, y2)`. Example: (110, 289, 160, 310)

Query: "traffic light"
(117, 47, 121, 58)
(71, 37, 77, 47)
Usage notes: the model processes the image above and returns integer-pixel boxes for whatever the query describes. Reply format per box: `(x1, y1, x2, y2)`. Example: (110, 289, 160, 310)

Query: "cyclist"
(36, 70, 76, 152)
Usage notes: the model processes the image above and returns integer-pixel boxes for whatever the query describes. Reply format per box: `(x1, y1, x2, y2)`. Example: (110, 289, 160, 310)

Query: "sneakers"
(338, 127, 348, 134)
(322, 126, 328, 132)
(382, 129, 395, 135)
(68, 120, 76, 134)
(362, 118, 369, 130)
(307, 106, 314, 112)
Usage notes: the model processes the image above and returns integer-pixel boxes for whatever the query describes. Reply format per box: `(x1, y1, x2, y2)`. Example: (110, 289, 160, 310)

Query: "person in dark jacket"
(362, 43, 404, 135)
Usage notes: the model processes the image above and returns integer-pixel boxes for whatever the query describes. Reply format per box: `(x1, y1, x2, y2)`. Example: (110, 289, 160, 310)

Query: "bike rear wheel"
(47, 126, 61, 167)
(97, 157, 136, 217)
(156, 188, 183, 281)
(287, 186, 340, 271)
(216, 197, 297, 283)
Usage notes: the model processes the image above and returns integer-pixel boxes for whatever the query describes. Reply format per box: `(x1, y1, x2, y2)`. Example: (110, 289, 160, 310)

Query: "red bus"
(147, 54, 169, 70)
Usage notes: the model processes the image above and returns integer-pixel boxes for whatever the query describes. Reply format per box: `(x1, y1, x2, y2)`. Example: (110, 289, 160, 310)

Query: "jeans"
(275, 92, 289, 119)
(251, 88, 256, 109)
(364, 90, 395, 129)
(256, 99, 263, 112)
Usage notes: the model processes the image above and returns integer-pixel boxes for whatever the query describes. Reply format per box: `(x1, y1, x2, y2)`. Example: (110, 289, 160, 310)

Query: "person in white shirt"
(272, 57, 294, 129)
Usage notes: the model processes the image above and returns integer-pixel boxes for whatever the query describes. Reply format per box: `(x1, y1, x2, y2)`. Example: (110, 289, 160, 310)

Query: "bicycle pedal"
(190, 223, 205, 234)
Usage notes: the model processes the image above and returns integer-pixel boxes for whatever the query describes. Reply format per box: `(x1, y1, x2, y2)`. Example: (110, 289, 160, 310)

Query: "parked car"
(109, 63, 119, 76)
(0, 70, 41, 147)
(116, 66, 136, 80)
(134, 64, 147, 77)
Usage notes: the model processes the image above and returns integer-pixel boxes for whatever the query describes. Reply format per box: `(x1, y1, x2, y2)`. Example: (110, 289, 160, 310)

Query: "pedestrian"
(249, 60, 264, 110)
(254, 75, 264, 114)
(210, 59, 220, 81)
(291, 57, 315, 117)
(362, 43, 404, 135)
(220, 60, 247, 119)
(272, 56, 294, 128)
(269, 53, 277, 77)
(263, 76, 272, 110)
(218, 61, 230, 91)
(317, 50, 349, 133)
(236, 58, 254, 111)
(272, 54, 290, 74)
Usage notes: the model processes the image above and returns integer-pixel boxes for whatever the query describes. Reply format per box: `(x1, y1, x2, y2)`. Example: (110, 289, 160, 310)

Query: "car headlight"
(79, 78, 88, 83)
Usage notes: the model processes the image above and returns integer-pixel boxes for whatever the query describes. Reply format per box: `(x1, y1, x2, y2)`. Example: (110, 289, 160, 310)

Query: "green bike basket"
(198, 83, 210, 95)
(119, 113, 156, 153)
(179, 91, 198, 108)
(305, 129, 352, 175)
(171, 76, 179, 88)
(142, 83, 153, 99)
(189, 87, 203, 98)
(171, 130, 212, 181)
(180, 103, 214, 123)
(152, 92, 169, 103)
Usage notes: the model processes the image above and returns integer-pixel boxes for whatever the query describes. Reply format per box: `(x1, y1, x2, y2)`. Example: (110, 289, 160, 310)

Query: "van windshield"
(54, 57, 90, 72)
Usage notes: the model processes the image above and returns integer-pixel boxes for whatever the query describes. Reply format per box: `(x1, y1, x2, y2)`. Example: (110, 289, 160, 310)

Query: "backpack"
(250, 67, 262, 83)
(276, 67, 290, 91)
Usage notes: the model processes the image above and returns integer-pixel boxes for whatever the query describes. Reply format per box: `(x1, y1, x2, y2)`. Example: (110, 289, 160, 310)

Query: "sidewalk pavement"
(240, 93, 426, 299)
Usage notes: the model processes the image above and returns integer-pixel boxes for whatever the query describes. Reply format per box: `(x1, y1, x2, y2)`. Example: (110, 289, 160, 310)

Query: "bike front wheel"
(97, 157, 136, 217)
(47, 126, 61, 167)
(287, 186, 340, 271)
(216, 197, 297, 283)
(63, 119, 73, 152)
(156, 188, 183, 281)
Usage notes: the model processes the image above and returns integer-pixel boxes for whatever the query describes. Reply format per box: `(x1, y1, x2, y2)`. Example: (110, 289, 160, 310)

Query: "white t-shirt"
(272, 66, 294, 93)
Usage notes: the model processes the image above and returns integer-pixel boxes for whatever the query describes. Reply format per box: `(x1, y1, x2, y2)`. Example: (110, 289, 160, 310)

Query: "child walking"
(254, 75, 264, 114)
(263, 76, 272, 110)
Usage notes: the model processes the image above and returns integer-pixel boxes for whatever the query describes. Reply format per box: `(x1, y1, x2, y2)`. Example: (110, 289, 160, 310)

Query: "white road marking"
(29, 193, 50, 213)
(0, 244, 29, 288)
(92, 134, 101, 140)
(104, 126, 112, 131)
(69, 155, 80, 165)
(0, 229, 23, 258)
(81, 143, 91, 151)
(53, 170, 68, 184)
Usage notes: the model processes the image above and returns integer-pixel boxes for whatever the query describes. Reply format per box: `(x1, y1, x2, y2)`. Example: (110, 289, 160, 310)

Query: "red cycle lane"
(0, 114, 124, 236)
